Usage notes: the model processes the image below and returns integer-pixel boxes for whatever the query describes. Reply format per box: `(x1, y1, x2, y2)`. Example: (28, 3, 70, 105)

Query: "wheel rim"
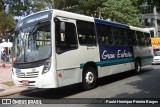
(85, 72, 94, 84)
(136, 62, 141, 72)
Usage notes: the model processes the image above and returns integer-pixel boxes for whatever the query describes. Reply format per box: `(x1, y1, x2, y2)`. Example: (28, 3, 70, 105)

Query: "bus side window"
(112, 27, 126, 46)
(126, 29, 137, 46)
(77, 20, 96, 45)
(136, 31, 145, 46)
(96, 23, 113, 45)
(144, 32, 151, 46)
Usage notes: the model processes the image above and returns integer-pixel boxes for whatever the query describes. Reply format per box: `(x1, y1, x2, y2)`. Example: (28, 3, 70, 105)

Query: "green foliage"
(7, 0, 144, 27)
(43, 0, 79, 10)
(0, 0, 147, 39)
(8, 0, 79, 15)
(0, 11, 15, 39)
(8, 0, 32, 16)
(31, 1, 46, 12)
(0, 0, 5, 11)
(152, 0, 160, 12)
(54, 0, 67, 9)
(0, 1, 16, 39)
(77, 0, 105, 16)
(130, 0, 143, 8)
(98, 0, 142, 27)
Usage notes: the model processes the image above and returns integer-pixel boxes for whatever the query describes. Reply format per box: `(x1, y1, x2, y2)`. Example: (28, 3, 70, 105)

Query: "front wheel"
(82, 67, 97, 90)
(134, 60, 141, 75)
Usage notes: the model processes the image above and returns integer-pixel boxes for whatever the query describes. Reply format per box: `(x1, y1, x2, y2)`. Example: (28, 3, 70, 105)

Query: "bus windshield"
(13, 21, 51, 63)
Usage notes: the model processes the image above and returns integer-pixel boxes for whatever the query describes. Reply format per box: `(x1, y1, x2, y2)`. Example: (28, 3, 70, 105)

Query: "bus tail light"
(42, 58, 51, 74)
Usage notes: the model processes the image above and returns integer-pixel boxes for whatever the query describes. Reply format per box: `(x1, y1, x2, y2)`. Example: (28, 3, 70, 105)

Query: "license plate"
(16, 69, 21, 73)
(22, 80, 29, 85)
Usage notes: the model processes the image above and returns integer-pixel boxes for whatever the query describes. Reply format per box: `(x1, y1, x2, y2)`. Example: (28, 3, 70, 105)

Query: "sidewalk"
(0, 63, 29, 97)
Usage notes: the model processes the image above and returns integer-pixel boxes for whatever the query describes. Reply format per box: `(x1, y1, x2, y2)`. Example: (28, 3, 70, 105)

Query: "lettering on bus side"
(100, 46, 134, 61)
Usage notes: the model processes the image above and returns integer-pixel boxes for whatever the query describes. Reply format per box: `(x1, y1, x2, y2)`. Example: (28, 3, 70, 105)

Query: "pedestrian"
(1, 50, 6, 67)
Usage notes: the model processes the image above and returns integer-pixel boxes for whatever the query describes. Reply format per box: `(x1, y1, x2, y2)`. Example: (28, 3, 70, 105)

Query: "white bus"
(12, 9, 153, 90)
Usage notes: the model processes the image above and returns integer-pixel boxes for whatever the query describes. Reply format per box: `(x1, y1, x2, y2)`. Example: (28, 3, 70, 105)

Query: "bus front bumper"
(12, 66, 58, 88)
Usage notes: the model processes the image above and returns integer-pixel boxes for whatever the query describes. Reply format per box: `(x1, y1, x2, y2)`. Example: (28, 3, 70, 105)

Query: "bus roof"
(16, 9, 94, 30)
(95, 18, 130, 29)
(129, 26, 150, 33)
(52, 9, 94, 22)
(16, 9, 150, 34)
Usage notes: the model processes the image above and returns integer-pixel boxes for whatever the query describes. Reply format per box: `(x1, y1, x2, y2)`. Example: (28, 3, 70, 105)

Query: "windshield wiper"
(30, 21, 41, 35)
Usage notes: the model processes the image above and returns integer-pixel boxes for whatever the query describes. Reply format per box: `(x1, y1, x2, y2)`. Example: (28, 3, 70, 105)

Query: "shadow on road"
(20, 66, 153, 99)
(111, 66, 160, 98)
(20, 83, 84, 99)
(97, 66, 153, 87)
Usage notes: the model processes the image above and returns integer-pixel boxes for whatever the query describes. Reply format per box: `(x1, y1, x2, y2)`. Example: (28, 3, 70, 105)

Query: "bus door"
(54, 17, 99, 86)
(55, 17, 82, 86)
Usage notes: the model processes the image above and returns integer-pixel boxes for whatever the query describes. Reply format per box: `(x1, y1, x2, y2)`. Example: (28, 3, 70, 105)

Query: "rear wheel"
(134, 60, 141, 75)
(82, 67, 97, 90)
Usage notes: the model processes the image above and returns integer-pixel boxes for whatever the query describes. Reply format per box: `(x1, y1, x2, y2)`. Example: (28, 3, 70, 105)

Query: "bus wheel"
(134, 60, 141, 74)
(82, 67, 97, 90)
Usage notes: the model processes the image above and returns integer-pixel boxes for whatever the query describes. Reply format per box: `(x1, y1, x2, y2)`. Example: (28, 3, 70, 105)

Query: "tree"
(98, 0, 142, 27)
(0, 11, 15, 39)
(76, 0, 105, 17)
(8, 0, 32, 16)
(0, 0, 5, 11)
(152, 0, 160, 12)
(130, 0, 143, 9)
(30, 0, 79, 12)
(8, 0, 79, 16)
(5, 0, 144, 28)
(0, 0, 15, 39)
(7, 0, 103, 17)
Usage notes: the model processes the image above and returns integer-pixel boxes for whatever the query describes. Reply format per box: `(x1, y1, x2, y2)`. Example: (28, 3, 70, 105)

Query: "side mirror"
(60, 22, 65, 33)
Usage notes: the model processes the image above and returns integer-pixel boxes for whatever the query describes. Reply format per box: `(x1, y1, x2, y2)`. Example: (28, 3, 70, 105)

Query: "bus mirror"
(60, 22, 65, 33)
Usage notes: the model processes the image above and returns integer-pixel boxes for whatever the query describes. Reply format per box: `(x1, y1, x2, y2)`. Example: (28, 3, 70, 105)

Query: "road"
(2, 65, 160, 107)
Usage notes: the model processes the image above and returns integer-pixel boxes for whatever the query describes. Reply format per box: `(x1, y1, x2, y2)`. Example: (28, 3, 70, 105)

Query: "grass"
(2, 81, 14, 86)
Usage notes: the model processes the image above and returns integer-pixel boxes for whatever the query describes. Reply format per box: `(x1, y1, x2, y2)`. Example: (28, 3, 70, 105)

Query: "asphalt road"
(2, 65, 160, 107)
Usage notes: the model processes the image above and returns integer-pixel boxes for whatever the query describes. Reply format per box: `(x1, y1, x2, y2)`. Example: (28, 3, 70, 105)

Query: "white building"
(141, 0, 160, 37)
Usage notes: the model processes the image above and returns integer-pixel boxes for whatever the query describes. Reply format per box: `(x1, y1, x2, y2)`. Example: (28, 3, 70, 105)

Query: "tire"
(134, 60, 141, 75)
(82, 67, 97, 90)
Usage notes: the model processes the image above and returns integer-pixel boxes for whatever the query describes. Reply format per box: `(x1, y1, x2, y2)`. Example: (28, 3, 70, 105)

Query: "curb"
(0, 87, 36, 97)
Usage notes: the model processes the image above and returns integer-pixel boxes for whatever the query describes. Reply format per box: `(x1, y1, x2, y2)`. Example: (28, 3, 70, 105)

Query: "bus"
(12, 9, 154, 90)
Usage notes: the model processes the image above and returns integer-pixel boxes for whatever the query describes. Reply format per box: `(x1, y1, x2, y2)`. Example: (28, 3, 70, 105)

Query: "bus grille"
(16, 71, 39, 78)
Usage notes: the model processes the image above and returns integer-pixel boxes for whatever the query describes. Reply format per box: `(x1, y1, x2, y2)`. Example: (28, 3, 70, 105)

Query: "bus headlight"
(42, 58, 51, 74)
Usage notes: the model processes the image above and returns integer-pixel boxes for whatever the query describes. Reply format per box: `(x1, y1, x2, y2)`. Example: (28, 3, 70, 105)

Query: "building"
(141, 0, 160, 37)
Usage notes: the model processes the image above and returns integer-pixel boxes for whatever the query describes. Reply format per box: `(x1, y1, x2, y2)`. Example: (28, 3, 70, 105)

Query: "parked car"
(152, 51, 160, 64)
(153, 48, 160, 54)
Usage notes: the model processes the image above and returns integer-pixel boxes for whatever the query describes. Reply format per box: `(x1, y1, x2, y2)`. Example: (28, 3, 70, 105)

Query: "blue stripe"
(95, 18, 130, 29)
